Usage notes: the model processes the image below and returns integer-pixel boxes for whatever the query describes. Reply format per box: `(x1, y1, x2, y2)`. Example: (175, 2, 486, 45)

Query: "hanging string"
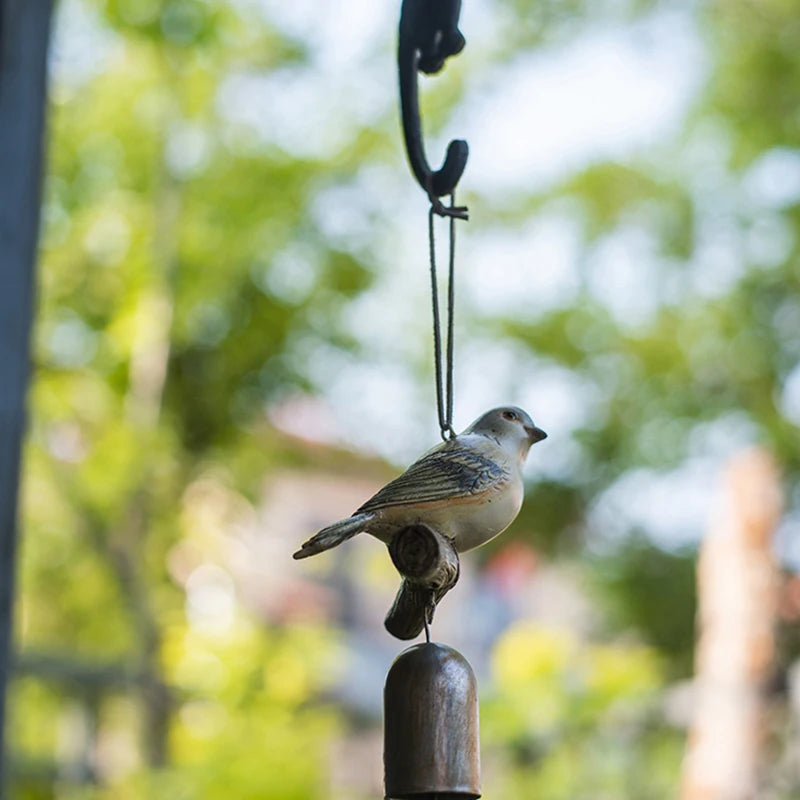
(429, 193, 459, 441)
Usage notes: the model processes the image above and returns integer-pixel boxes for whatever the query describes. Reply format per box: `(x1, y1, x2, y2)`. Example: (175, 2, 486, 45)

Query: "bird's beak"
(525, 425, 547, 443)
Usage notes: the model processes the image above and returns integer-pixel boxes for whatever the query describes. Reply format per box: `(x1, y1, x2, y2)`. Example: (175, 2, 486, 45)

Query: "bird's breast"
(448, 475, 523, 552)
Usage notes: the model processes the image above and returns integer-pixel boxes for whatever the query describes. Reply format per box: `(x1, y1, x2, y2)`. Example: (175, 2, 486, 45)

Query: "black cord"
(428, 193, 459, 441)
(446, 194, 456, 432)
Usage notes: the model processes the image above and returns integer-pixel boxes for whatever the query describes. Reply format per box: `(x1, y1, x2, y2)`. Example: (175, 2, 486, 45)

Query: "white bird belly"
(367, 475, 524, 553)
(447, 478, 524, 552)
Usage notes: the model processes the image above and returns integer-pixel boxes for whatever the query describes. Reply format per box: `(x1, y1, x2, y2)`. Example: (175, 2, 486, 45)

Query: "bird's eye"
(502, 411, 518, 421)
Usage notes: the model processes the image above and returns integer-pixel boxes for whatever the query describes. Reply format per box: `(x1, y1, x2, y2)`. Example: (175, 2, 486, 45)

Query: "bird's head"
(465, 406, 547, 458)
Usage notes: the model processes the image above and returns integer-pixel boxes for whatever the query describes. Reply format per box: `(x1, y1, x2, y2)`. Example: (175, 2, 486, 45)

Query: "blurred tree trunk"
(0, 0, 53, 783)
(681, 449, 783, 800)
(83, 59, 183, 768)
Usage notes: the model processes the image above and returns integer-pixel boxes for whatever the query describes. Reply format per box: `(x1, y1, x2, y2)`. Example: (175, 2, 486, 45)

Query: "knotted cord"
(428, 193, 459, 441)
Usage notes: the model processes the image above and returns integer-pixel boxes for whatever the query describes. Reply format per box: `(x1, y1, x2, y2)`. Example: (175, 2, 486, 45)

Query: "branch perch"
(384, 523, 460, 640)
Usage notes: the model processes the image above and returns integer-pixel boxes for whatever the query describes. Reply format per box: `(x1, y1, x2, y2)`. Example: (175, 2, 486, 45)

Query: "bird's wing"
(357, 440, 506, 513)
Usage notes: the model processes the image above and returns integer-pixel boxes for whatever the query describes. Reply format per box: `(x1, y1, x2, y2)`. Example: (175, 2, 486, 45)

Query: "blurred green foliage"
(484, 622, 682, 798)
(7, 0, 800, 796)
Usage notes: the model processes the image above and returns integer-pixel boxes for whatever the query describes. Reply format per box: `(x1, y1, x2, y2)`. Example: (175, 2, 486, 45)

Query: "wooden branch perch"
(384, 523, 460, 640)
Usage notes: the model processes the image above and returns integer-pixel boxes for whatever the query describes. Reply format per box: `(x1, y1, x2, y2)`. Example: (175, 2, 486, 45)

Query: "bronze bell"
(384, 642, 481, 799)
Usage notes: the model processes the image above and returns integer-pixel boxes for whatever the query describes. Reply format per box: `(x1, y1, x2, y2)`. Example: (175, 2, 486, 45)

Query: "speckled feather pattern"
(357, 440, 506, 513)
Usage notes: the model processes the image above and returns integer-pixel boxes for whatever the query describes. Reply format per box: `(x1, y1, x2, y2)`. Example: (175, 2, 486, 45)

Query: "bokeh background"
(6, 0, 800, 797)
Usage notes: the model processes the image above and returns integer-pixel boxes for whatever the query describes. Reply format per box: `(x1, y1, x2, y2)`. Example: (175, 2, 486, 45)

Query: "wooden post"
(0, 0, 54, 784)
(384, 643, 481, 799)
(681, 449, 783, 800)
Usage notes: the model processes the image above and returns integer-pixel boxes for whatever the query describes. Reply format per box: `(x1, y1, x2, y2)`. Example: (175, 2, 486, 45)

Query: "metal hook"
(398, 0, 469, 220)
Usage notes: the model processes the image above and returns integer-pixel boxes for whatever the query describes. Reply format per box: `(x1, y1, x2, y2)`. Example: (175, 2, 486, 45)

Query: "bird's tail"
(292, 513, 373, 559)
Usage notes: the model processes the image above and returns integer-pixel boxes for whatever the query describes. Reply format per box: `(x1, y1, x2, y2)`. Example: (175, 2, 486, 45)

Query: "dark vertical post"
(0, 0, 54, 786)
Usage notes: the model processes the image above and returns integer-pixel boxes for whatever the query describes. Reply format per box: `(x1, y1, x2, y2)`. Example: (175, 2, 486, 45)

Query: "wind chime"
(294, 1, 547, 797)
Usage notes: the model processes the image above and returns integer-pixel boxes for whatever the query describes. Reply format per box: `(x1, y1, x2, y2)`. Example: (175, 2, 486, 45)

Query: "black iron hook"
(398, 0, 469, 220)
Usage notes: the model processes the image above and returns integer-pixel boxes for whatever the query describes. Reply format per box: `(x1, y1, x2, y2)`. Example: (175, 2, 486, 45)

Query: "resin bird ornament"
(293, 406, 546, 560)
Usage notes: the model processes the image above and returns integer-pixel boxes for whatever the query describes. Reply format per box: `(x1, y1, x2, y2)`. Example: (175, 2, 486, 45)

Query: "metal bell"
(384, 642, 481, 799)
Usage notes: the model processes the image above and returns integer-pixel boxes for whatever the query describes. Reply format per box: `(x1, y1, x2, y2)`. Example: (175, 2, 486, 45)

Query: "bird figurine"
(293, 406, 546, 559)
(293, 406, 546, 638)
